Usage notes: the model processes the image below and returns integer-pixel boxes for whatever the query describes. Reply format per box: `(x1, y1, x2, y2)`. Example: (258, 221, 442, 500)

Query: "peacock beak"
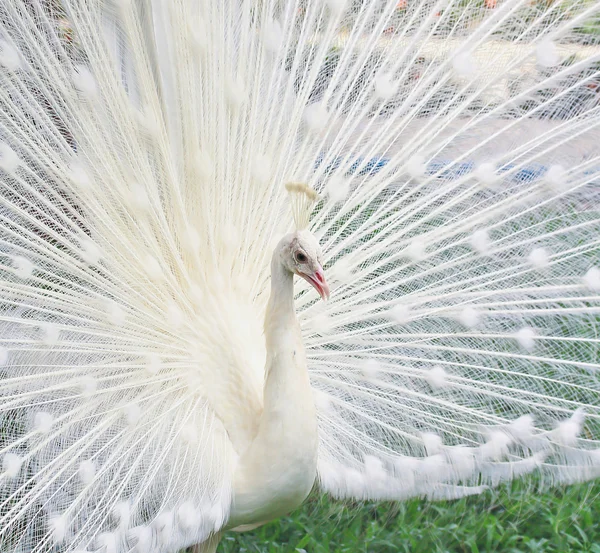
(300, 266, 330, 301)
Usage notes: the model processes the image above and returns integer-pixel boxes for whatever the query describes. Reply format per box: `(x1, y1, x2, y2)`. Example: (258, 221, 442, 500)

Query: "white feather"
(0, 40, 20, 71)
(507, 415, 536, 442)
(178, 500, 199, 531)
(123, 404, 142, 427)
(225, 76, 246, 109)
(536, 39, 560, 67)
(80, 238, 102, 265)
(0, 2, 599, 551)
(145, 353, 162, 375)
(445, 446, 475, 480)
(406, 155, 427, 179)
(528, 247, 550, 269)
(2, 453, 23, 478)
(516, 326, 536, 352)
(326, 176, 350, 203)
(474, 162, 499, 188)
(470, 229, 490, 255)
(303, 102, 329, 133)
(96, 532, 118, 553)
(425, 366, 448, 391)
(49, 515, 67, 545)
(583, 267, 600, 291)
(78, 460, 96, 485)
(374, 73, 398, 100)
(127, 182, 150, 211)
(389, 304, 411, 325)
(154, 511, 174, 545)
(68, 160, 92, 189)
(543, 164, 568, 192)
(128, 526, 152, 553)
(325, 0, 347, 16)
(480, 431, 512, 462)
(263, 20, 283, 53)
(553, 410, 584, 446)
(13, 255, 33, 279)
(105, 300, 126, 326)
(40, 322, 59, 346)
(458, 306, 481, 329)
(113, 501, 131, 532)
(452, 50, 476, 77)
(34, 411, 53, 434)
(79, 375, 98, 397)
(0, 143, 19, 175)
(72, 65, 98, 98)
(405, 238, 426, 262)
(422, 433, 443, 456)
(360, 358, 380, 382)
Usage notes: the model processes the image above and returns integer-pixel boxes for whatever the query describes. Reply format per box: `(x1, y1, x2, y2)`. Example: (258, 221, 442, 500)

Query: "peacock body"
(0, 0, 599, 551)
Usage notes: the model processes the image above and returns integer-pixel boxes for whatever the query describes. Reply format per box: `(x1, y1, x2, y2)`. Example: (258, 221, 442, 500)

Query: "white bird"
(0, 0, 599, 552)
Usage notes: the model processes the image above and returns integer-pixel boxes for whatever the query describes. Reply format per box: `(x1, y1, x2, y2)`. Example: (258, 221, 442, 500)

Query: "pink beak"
(300, 267, 330, 301)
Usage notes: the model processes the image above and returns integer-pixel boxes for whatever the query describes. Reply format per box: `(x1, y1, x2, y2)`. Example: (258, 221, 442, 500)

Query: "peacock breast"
(228, 353, 319, 528)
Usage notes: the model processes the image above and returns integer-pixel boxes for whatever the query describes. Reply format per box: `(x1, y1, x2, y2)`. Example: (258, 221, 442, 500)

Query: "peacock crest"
(285, 182, 320, 230)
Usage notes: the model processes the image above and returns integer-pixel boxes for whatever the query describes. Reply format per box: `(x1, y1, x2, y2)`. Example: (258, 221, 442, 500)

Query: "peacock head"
(281, 182, 329, 301)
(279, 229, 329, 301)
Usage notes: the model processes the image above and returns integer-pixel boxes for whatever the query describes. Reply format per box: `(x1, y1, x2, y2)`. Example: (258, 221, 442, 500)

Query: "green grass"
(218, 479, 600, 553)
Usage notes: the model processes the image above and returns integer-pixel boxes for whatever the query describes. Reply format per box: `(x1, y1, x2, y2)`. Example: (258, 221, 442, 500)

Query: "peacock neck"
(264, 255, 300, 355)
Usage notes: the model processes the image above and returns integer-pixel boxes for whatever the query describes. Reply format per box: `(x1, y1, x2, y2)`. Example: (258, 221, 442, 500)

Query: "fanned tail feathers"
(0, 0, 599, 551)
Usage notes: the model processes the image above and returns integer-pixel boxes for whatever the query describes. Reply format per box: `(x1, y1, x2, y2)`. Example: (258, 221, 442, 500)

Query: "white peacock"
(0, 0, 599, 552)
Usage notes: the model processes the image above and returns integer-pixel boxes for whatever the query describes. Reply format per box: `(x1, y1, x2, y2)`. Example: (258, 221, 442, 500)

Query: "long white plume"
(0, 0, 599, 551)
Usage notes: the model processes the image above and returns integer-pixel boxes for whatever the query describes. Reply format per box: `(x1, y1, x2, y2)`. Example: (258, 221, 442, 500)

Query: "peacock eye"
(295, 251, 307, 263)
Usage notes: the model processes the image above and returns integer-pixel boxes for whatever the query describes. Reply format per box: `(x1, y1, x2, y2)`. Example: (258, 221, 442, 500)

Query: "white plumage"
(0, 0, 599, 552)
